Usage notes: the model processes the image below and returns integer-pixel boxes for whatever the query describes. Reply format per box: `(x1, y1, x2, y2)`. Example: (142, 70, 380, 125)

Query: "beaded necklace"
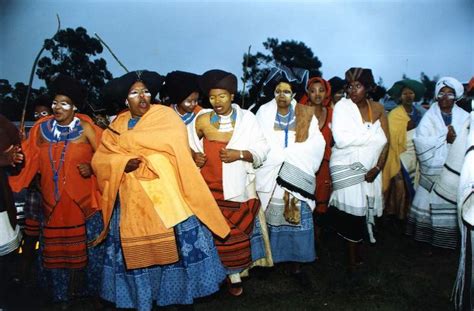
(210, 108, 236, 132)
(173, 104, 196, 125)
(275, 105, 294, 147)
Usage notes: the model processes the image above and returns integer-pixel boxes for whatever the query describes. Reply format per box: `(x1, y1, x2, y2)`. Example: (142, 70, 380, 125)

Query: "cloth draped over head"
(299, 76, 332, 107)
(164, 71, 200, 105)
(102, 70, 165, 110)
(262, 65, 309, 96)
(328, 76, 346, 94)
(345, 67, 376, 89)
(199, 69, 237, 96)
(435, 76, 464, 100)
(387, 79, 426, 102)
(49, 74, 87, 111)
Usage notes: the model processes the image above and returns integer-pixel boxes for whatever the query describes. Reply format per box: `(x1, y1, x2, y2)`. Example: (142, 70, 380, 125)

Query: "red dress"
(315, 108, 333, 214)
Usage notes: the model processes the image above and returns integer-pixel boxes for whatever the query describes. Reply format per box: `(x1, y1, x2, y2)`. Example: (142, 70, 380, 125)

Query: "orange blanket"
(91, 104, 229, 269)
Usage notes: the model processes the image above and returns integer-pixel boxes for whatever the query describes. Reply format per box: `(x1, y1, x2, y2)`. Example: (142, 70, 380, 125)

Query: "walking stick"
(20, 14, 61, 135)
(94, 33, 129, 73)
(241, 45, 251, 108)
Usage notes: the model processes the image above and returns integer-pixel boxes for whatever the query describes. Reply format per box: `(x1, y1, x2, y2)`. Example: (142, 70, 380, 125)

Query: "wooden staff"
(94, 33, 129, 73)
(20, 14, 61, 134)
(241, 45, 251, 108)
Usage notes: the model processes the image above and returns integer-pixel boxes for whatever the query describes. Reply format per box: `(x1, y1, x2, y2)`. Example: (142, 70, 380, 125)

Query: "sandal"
(226, 278, 243, 296)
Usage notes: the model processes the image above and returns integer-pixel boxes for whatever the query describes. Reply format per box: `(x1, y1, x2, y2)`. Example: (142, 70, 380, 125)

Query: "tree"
(36, 27, 113, 113)
(241, 38, 322, 109)
(0, 79, 47, 121)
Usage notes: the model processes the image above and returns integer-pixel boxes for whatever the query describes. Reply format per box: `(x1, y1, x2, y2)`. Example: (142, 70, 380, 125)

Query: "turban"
(345, 67, 375, 89)
(164, 71, 200, 105)
(468, 77, 474, 93)
(435, 76, 464, 100)
(49, 74, 87, 111)
(387, 79, 426, 102)
(199, 69, 237, 96)
(102, 70, 164, 110)
(32, 94, 53, 108)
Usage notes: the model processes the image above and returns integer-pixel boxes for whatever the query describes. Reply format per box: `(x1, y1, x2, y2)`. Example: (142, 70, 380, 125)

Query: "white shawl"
(188, 104, 269, 202)
(255, 99, 325, 211)
(329, 98, 387, 217)
(414, 102, 469, 190)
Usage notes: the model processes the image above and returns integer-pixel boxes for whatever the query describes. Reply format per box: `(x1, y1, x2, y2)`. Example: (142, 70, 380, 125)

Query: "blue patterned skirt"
(265, 200, 315, 263)
(100, 203, 226, 310)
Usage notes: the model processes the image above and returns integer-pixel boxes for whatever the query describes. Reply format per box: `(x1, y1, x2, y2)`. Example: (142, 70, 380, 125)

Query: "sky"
(1, 0, 473, 92)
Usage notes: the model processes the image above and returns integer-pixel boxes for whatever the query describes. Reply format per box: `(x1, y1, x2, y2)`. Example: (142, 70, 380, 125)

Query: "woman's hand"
(193, 152, 207, 168)
(124, 158, 142, 173)
(365, 166, 381, 183)
(3, 145, 24, 167)
(447, 125, 456, 144)
(219, 148, 239, 163)
(77, 163, 93, 178)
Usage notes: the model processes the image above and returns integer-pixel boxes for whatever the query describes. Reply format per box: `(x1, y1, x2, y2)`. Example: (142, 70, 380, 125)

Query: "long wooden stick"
(241, 45, 251, 108)
(20, 14, 61, 132)
(94, 33, 129, 73)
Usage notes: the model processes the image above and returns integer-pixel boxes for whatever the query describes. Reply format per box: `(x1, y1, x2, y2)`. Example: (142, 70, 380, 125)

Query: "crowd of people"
(0, 66, 473, 311)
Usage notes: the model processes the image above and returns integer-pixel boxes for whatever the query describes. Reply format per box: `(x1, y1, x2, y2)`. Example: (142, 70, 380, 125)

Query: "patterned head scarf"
(345, 67, 376, 89)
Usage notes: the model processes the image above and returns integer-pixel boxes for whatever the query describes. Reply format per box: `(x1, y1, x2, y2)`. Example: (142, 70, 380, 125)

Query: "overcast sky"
(1, 0, 473, 92)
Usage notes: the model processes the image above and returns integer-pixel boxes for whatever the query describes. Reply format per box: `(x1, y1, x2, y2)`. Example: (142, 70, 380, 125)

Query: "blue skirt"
(266, 201, 316, 263)
(38, 211, 104, 302)
(101, 203, 226, 310)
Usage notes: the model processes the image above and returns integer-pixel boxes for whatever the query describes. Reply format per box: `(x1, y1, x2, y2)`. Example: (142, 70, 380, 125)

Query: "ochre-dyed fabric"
(9, 114, 102, 269)
(91, 105, 229, 269)
(315, 107, 333, 213)
(201, 138, 259, 270)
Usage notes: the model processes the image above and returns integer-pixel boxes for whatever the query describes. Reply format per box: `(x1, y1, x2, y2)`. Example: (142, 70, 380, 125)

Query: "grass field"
(2, 220, 459, 311)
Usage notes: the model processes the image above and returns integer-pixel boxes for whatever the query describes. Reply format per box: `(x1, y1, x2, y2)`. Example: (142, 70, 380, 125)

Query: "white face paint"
(51, 101, 73, 111)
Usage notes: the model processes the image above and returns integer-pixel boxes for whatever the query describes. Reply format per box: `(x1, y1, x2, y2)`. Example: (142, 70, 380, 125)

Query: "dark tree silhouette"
(0, 79, 47, 121)
(242, 38, 322, 109)
(36, 27, 113, 112)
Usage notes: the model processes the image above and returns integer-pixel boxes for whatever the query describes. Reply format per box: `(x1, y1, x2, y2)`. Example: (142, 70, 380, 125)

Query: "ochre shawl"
(383, 105, 410, 192)
(92, 104, 229, 269)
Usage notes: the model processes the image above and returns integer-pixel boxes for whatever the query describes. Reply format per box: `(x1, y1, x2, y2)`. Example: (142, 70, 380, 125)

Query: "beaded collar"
(173, 104, 196, 125)
(40, 117, 83, 142)
(210, 108, 237, 132)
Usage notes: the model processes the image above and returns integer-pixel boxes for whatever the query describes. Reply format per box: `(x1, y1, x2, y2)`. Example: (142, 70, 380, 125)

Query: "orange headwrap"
(299, 77, 332, 107)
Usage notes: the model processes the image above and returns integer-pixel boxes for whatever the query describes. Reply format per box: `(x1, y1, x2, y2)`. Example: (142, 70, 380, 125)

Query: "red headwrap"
(299, 77, 332, 107)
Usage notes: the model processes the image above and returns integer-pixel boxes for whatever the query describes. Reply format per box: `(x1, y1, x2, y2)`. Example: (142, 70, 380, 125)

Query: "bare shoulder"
(195, 112, 211, 128)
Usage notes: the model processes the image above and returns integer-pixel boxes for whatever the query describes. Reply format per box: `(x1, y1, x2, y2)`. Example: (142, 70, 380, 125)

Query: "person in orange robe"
(92, 70, 230, 310)
(9, 75, 103, 306)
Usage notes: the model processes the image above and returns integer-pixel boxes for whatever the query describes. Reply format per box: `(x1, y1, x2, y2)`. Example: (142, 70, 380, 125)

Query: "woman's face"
(178, 91, 199, 113)
(347, 81, 367, 104)
(400, 87, 415, 105)
(437, 86, 455, 112)
(34, 105, 52, 120)
(209, 89, 233, 115)
(51, 95, 75, 125)
(307, 82, 327, 106)
(274, 82, 293, 110)
(333, 89, 345, 104)
(127, 81, 151, 118)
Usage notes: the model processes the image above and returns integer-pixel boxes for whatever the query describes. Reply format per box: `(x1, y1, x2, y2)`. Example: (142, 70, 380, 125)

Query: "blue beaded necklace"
(276, 105, 293, 148)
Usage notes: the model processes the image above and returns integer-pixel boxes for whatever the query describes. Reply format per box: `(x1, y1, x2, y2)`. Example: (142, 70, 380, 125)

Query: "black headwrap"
(102, 70, 165, 111)
(345, 67, 375, 90)
(49, 74, 87, 110)
(164, 71, 200, 105)
(328, 76, 346, 94)
(199, 69, 237, 96)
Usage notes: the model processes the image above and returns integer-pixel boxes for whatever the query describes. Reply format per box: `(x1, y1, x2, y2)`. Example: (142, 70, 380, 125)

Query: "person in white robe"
(406, 77, 469, 250)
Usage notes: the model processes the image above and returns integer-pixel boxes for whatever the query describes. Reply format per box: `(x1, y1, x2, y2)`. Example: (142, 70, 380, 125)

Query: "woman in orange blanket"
(92, 70, 229, 310)
(9, 75, 104, 305)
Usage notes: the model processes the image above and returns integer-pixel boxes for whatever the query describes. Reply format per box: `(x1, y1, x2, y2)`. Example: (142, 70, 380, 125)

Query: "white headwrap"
(435, 76, 464, 100)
